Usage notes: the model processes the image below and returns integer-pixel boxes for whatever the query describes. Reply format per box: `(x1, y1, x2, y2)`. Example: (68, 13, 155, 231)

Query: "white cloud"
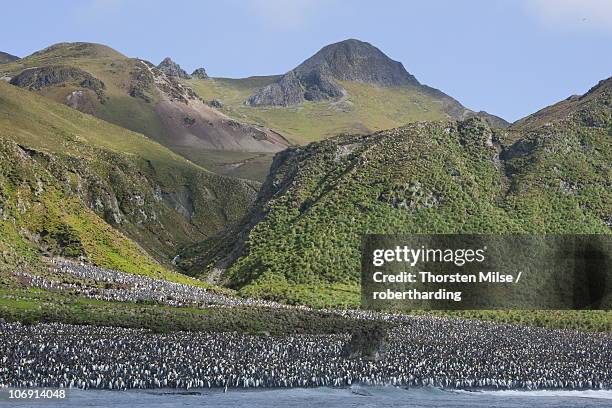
(525, 0, 612, 33)
(248, 0, 325, 30)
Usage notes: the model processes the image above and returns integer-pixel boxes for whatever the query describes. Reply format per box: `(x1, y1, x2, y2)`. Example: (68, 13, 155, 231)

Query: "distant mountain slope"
(0, 81, 258, 268)
(0, 43, 288, 174)
(0, 51, 19, 64)
(179, 77, 611, 307)
(1, 41, 508, 182)
(246, 39, 419, 106)
(187, 39, 508, 148)
(245, 39, 505, 123)
(511, 77, 612, 131)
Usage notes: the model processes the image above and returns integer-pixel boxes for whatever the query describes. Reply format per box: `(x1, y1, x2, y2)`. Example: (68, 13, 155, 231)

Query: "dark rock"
(301, 69, 343, 101)
(342, 325, 389, 361)
(246, 39, 419, 106)
(208, 99, 223, 108)
(157, 57, 191, 79)
(296, 39, 418, 87)
(246, 70, 305, 106)
(129, 62, 155, 102)
(9, 66, 106, 101)
(192, 68, 209, 79)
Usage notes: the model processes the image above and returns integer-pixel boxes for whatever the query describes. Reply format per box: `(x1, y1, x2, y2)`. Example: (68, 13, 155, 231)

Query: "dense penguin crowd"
(15, 260, 283, 308)
(1, 317, 610, 391)
(3, 259, 611, 391)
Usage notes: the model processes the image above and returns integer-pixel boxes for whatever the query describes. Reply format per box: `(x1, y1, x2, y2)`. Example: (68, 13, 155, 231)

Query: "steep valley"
(178, 78, 611, 308)
(0, 81, 257, 274)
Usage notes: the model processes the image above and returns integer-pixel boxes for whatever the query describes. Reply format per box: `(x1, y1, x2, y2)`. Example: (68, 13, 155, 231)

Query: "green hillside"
(0, 43, 287, 182)
(0, 42, 166, 138)
(0, 41, 507, 183)
(184, 39, 507, 149)
(0, 81, 257, 270)
(187, 77, 483, 145)
(179, 78, 611, 308)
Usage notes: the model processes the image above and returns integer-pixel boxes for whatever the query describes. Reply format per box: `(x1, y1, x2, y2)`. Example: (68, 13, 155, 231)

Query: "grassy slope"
(0, 81, 255, 277)
(186, 77, 455, 145)
(0, 286, 369, 335)
(181, 80, 611, 309)
(0, 43, 168, 141)
(171, 147, 274, 182)
(0, 138, 203, 287)
(0, 44, 282, 182)
(0, 286, 609, 332)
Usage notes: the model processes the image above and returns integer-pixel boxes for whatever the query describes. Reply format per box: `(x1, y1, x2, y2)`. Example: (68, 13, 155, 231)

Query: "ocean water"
(2, 386, 612, 408)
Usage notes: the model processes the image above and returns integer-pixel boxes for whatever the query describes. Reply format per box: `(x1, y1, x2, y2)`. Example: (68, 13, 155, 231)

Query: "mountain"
(0, 40, 509, 183)
(0, 51, 19, 64)
(246, 39, 419, 106)
(0, 81, 258, 271)
(186, 39, 508, 151)
(178, 76, 611, 307)
(244, 39, 505, 125)
(157, 57, 191, 79)
(0, 43, 288, 180)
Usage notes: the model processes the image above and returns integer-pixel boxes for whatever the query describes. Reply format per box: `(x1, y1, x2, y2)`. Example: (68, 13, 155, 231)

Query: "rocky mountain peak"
(157, 57, 191, 79)
(296, 39, 418, 87)
(246, 39, 419, 107)
(192, 67, 209, 79)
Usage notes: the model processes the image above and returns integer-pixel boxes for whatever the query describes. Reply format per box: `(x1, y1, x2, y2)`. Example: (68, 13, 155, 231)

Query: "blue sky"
(1, 0, 611, 122)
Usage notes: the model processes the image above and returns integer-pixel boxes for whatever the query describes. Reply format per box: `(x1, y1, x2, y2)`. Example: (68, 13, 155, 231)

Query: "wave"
(451, 389, 612, 400)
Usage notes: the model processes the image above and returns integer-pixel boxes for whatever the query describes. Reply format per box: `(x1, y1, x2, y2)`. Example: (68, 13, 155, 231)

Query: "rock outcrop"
(192, 67, 209, 79)
(9, 65, 106, 101)
(247, 70, 309, 106)
(131, 60, 289, 152)
(342, 325, 389, 361)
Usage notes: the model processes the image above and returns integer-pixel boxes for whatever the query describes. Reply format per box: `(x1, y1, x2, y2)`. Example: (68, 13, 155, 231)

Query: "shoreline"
(3, 385, 612, 393)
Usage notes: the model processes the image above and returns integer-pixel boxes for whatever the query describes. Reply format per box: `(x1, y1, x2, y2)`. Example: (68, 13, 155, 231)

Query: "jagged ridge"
(0, 43, 288, 157)
(157, 57, 191, 79)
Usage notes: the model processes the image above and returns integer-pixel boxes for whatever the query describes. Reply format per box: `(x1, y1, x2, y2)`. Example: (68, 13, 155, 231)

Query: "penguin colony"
(0, 317, 610, 391)
(2, 260, 611, 391)
(15, 260, 285, 308)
